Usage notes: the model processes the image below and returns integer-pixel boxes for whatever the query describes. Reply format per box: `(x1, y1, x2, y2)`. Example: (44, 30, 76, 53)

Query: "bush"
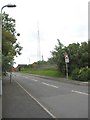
(71, 68, 79, 80)
(71, 67, 90, 81)
(78, 68, 90, 81)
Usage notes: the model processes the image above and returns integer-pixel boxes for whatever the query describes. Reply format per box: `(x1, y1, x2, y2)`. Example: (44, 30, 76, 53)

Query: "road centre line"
(23, 76, 58, 88)
(72, 90, 88, 95)
(24, 77, 38, 82)
(42, 82, 59, 88)
(15, 80, 56, 118)
(21, 76, 88, 95)
(24, 77, 28, 79)
(31, 79, 38, 82)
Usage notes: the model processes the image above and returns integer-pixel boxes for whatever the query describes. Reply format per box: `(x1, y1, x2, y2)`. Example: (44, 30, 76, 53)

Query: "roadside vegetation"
(2, 12, 89, 81)
(20, 68, 64, 78)
(18, 39, 89, 82)
(1, 12, 22, 75)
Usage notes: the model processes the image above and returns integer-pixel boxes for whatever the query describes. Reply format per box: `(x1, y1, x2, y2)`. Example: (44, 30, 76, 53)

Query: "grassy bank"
(19, 68, 64, 78)
(18, 68, 89, 81)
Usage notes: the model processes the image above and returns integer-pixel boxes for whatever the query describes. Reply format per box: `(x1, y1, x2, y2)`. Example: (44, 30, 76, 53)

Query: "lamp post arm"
(1, 5, 7, 14)
(1, 4, 16, 14)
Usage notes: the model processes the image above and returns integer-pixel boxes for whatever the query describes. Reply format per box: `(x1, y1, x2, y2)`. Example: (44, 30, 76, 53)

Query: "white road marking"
(15, 80, 56, 118)
(24, 77, 28, 79)
(24, 77, 38, 82)
(31, 79, 38, 82)
(81, 82, 88, 84)
(72, 90, 88, 95)
(42, 82, 59, 88)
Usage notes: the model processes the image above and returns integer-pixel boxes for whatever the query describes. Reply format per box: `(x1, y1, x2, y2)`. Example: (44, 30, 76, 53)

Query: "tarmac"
(27, 74, 89, 86)
(1, 73, 89, 119)
(2, 76, 53, 119)
(0, 95, 2, 120)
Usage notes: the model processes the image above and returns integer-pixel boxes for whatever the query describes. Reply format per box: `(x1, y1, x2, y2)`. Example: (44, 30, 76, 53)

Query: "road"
(5, 72, 89, 118)
(0, 96, 2, 120)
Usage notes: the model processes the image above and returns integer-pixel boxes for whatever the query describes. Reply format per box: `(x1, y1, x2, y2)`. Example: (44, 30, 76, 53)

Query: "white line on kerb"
(72, 90, 88, 95)
(42, 82, 59, 88)
(15, 80, 56, 118)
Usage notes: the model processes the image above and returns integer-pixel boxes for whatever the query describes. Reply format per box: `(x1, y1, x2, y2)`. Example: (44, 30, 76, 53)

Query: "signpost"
(64, 53, 69, 80)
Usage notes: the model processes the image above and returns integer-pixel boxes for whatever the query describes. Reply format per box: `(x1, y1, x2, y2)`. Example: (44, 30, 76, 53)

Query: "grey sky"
(0, 0, 88, 67)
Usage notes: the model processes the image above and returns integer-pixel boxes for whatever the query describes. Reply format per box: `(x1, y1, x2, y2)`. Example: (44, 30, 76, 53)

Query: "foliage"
(29, 60, 47, 68)
(50, 39, 88, 76)
(88, 40, 90, 68)
(71, 68, 90, 81)
(50, 39, 65, 74)
(71, 68, 80, 80)
(2, 12, 22, 73)
(2, 12, 16, 34)
(78, 68, 90, 81)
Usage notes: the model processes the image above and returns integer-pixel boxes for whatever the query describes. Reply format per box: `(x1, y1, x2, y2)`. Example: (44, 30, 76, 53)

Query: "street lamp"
(0, 4, 16, 95)
(1, 4, 16, 13)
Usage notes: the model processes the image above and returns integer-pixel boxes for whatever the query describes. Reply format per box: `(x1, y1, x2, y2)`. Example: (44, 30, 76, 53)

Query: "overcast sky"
(0, 0, 88, 67)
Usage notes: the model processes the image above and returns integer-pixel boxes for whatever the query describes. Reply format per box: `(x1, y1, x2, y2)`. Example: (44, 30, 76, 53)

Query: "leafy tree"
(66, 43, 81, 73)
(2, 12, 22, 73)
(50, 39, 88, 76)
(50, 39, 65, 74)
(88, 40, 90, 68)
(2, 12, 16, 35)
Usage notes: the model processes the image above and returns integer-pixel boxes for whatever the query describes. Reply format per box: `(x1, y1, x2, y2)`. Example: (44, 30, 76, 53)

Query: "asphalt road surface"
(4, 72, 88, 118)
(0, 96, 2, 120)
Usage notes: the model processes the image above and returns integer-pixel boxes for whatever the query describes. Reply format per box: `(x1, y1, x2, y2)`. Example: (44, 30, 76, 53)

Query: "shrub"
(78, 68, 90, 81)
(71, 67, 90, 81)
(71, 68, 79, 80)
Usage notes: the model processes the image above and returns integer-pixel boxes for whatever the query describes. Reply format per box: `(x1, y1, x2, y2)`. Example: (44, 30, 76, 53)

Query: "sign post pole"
(66, 62, 68, 80)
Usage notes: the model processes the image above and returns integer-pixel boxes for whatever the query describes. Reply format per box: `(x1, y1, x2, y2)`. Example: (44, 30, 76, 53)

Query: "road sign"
(64, 53, 69, 79)
(65, 58, 69, 63)
(65, 55, 69, 63)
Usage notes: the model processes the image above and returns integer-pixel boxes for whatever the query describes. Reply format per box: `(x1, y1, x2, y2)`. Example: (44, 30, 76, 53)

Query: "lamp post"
(0, 4, 16, 95)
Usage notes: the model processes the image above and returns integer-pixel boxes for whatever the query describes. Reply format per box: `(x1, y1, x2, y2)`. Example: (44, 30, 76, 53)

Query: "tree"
(88, 40, 90, 68)
(66, 43, 81, 73)
(2, 12, 22, 73)
(50, 39, 88, 76)
(50, 39, 65, 74)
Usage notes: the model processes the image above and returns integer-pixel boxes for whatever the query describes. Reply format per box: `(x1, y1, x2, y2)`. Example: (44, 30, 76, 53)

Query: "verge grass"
(19, 68, 64, 78)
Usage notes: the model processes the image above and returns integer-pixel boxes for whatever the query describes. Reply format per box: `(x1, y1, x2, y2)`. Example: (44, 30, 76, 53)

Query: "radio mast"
(37, 21, 41, 61)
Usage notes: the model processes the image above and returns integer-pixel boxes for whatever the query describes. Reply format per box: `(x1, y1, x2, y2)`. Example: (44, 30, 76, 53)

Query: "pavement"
(2, 76, 53, 119)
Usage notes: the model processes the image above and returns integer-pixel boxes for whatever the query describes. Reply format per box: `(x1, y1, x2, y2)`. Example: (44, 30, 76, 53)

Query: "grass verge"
(19, 68, 64, 78)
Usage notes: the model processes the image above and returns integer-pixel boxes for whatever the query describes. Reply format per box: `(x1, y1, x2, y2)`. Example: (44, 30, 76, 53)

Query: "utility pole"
(37, 21, 41, 61)
(42, 55, 44, 61)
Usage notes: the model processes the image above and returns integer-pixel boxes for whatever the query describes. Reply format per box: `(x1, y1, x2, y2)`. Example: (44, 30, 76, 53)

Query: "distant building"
(17, 64, 28, 71)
